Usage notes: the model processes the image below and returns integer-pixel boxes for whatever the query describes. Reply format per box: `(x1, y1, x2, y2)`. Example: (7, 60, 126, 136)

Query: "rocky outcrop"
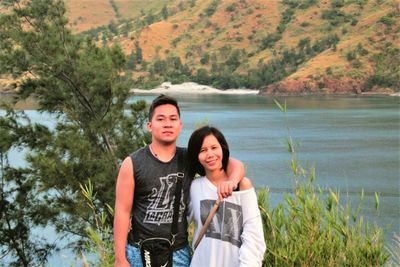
(0, 80, 16, 94)
(260, 77, 395, 96)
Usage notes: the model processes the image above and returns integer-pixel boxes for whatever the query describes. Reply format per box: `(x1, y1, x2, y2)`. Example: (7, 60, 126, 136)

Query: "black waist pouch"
(136, 166, 184, 267)
(140, 237, 173, 267)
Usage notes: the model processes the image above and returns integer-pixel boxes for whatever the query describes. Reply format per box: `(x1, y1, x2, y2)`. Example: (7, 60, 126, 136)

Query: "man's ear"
(146, 121, 152, 132)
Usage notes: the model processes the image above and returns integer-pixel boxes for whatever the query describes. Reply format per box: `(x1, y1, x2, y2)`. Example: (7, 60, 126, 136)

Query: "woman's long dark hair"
(187, 126, 230, 178)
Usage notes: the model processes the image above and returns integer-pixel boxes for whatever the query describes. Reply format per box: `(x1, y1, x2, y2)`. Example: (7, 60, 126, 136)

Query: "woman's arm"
(238, 178, 266, 267)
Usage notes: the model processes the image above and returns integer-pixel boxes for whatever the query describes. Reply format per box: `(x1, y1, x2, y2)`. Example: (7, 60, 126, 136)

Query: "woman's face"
(198, 134, 224, 172)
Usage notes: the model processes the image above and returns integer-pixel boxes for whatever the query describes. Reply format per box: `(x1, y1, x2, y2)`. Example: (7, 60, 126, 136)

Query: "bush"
(379, 16, 396, 26)
(346, 50, 357, 61)
(226, 3, 237, 12)
(204, 0, 220, 16)
(283, 0, 317, 9)
(260, 33, 282, 50)
(300, 21, 310, 27)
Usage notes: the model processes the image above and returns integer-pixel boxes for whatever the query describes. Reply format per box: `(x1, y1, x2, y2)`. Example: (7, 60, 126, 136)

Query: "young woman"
(187, 126, 266, 267)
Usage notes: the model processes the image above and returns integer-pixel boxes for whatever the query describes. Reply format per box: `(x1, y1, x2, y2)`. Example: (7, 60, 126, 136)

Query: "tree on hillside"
(368, 46, 400, 91)
(0, 0, 149, 264)
(161, 5, 168, 20)
(135, 40, 143, 64)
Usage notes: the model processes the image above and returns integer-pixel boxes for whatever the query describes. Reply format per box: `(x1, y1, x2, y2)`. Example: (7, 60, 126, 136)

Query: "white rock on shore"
(131, 82, 259, 95)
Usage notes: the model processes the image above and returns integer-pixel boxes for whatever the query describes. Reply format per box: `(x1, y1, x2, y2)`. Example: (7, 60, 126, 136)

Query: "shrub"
(300, 21, 310, 27)
(260, 33, 282, 50)
(204, 0, 220, 16)
(379, 16, 396, 26)
(346, 50, 357, 61)
(351, 59, 362, 68)
(200, 53, 210, 65)
(226, 3, 237, 12)
(351, 18, 358, 26)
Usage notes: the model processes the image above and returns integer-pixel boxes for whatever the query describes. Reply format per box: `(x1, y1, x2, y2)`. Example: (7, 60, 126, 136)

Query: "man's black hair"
(148, 94, 181, 121)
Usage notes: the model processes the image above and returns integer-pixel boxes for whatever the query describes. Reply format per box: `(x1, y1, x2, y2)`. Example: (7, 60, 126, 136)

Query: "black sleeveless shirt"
(127, 146, 191, 250)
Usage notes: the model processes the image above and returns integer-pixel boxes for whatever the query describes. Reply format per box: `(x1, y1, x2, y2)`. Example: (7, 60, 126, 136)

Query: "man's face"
(147, 104, 182, 144)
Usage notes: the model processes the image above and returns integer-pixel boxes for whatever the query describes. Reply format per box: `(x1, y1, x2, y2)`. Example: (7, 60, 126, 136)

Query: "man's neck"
(149, 141, 176, 162)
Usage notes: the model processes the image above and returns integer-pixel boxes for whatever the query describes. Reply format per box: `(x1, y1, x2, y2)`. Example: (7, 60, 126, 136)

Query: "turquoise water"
(2, 94, 399, 265)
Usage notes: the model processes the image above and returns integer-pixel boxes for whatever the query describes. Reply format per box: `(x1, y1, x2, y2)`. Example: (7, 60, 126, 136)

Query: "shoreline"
(130, 82, 259, 95)
(130, 82, 399, 97)
(130, 82, 400, 97)
(1, 82, 398, 97)
(258, 91, 400, 97)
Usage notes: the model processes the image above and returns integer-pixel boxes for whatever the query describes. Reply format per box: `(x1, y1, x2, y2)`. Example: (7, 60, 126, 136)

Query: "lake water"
(1, 93, 399, 266)
(133, 94, 399, 245)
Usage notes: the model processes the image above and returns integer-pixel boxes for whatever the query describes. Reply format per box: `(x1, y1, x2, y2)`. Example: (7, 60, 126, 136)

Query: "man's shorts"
(126, 243, 191, 267)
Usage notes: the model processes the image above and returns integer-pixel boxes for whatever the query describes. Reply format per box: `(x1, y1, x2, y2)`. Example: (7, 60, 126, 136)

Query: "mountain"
(2, 0, 399, 94)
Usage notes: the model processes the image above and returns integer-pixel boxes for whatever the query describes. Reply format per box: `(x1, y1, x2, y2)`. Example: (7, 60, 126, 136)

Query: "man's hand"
(217, 180, 238, 200)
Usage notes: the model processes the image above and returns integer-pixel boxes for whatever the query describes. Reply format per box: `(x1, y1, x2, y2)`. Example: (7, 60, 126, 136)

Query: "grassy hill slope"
(1, 0, 399, 94)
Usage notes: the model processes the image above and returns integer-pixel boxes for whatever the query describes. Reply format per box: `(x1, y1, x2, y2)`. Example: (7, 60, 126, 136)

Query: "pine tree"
(0, 0, 150, 263)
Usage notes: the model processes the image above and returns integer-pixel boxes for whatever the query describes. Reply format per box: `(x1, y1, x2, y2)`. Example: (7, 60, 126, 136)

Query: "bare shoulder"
(239, 177, 253, 191)
(118, 156, 134, 179)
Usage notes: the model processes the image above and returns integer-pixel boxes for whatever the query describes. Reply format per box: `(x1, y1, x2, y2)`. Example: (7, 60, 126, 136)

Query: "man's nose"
(163, 119, 172, 127)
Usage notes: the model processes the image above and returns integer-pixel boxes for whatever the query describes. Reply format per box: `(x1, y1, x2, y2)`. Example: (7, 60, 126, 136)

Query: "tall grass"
(258, 182, 389, 266)
(257, 100, 390, 266)
(80, 180, 114, 267)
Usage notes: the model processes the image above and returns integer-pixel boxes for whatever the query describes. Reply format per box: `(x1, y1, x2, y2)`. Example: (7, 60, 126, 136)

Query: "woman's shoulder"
(191, 176, 206, 186)
(239, 177, 253, 191)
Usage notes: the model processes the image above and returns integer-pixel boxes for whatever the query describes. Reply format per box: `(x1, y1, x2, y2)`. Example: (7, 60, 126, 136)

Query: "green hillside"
(2, 0, 399, 94)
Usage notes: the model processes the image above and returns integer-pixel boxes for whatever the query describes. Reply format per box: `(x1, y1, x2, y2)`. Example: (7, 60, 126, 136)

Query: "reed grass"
(256, 100, 391, 267)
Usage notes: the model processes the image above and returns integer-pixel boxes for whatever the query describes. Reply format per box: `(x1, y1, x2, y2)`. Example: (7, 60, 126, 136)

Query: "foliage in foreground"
(258, 184, 389, 266)
(256, 100, 390, 266)
(83, 171, 391, 267)
(0, 1, 149, 265)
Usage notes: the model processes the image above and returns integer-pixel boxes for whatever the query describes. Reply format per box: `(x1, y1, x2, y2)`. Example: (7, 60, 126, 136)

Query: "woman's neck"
(205, 169, 228, 186)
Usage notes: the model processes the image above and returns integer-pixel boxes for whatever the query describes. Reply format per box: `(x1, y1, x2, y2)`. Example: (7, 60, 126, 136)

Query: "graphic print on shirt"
(200, 200, 243, 247)
(144, 172, 185, 225)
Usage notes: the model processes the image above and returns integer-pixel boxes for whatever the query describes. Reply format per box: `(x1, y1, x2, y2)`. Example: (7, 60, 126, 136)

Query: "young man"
(114, 95, 244, 267)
